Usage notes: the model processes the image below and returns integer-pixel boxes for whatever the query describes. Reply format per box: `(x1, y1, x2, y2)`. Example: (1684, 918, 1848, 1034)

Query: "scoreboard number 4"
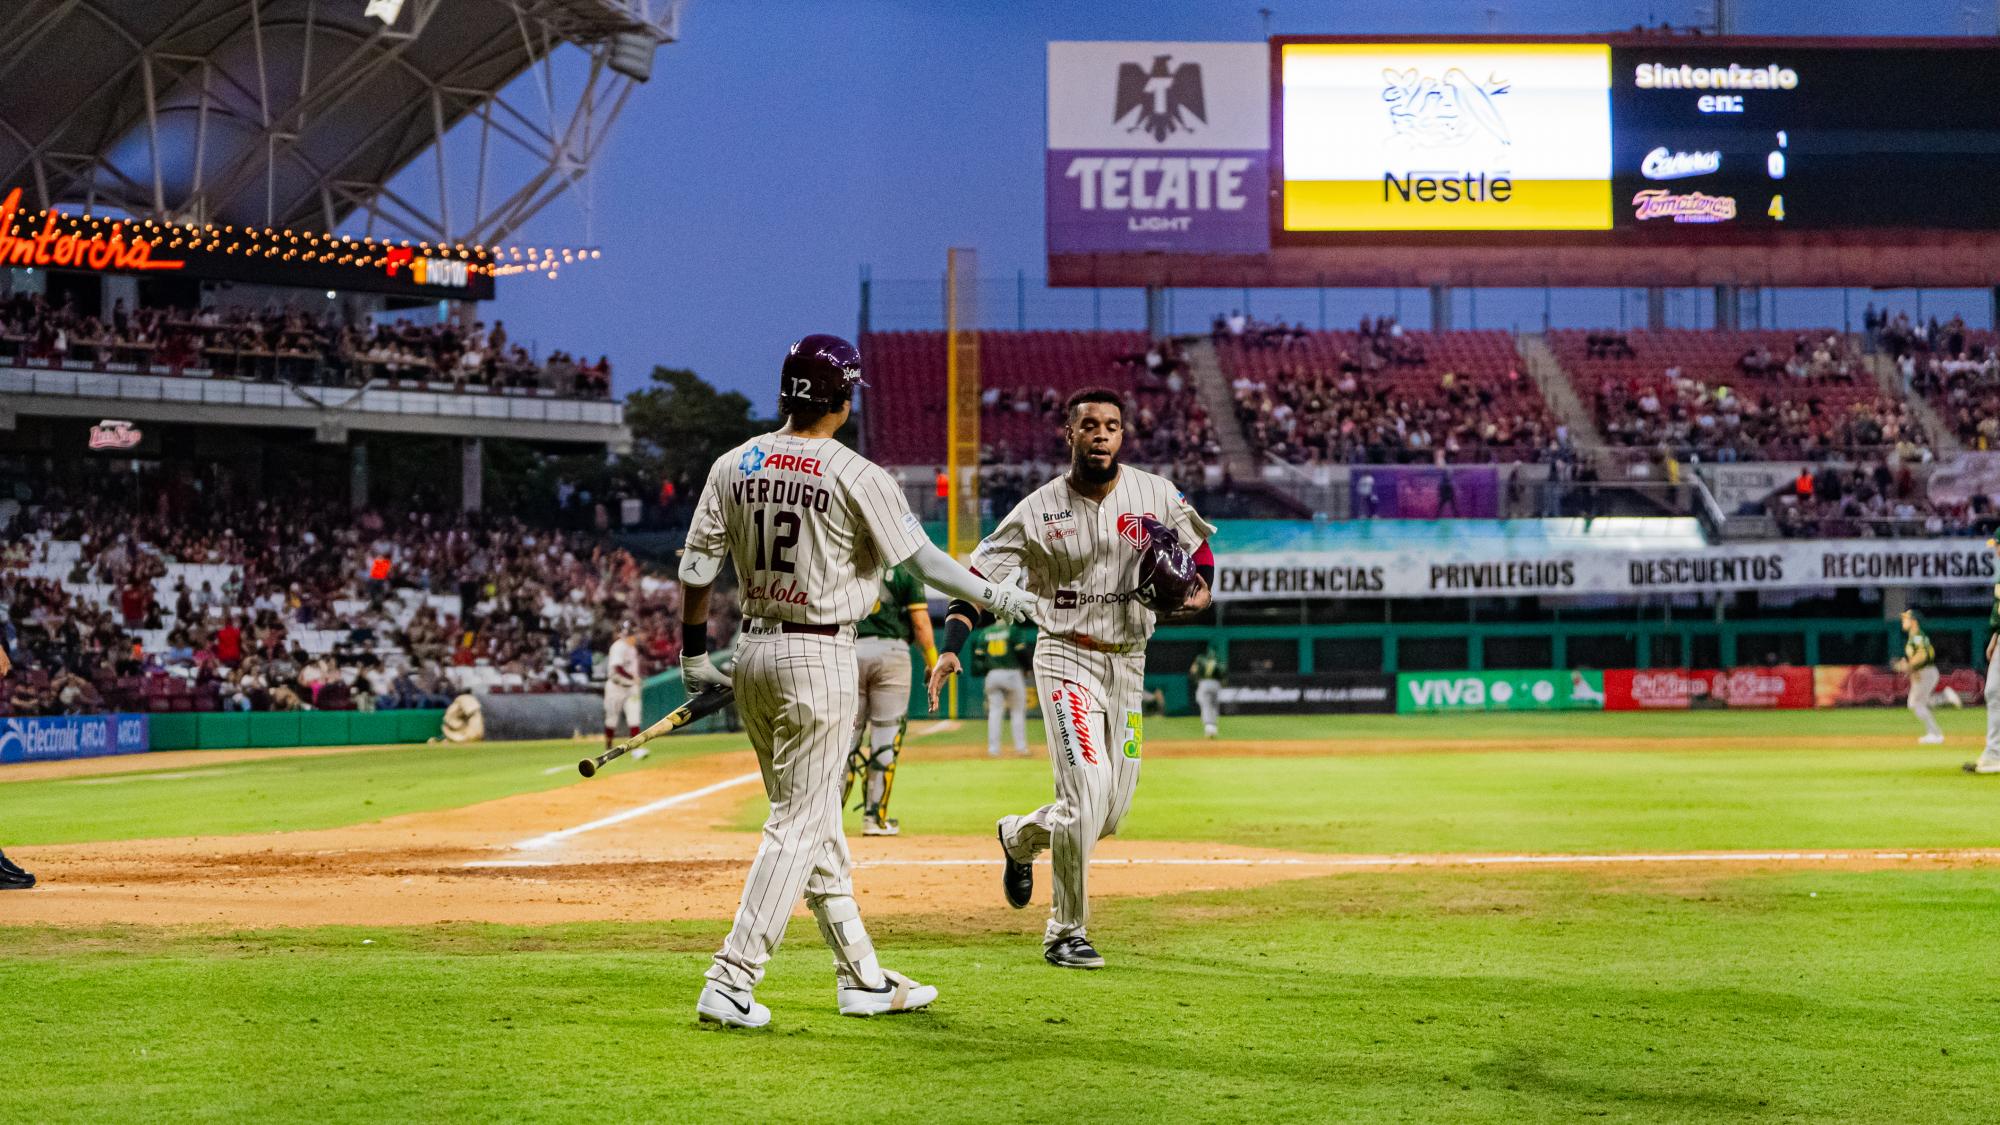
(1767, 195, 1785, 222)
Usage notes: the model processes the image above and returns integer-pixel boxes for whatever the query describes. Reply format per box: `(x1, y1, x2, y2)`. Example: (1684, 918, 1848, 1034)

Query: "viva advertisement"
(1281, 42, 1612, 231)
(1047, 42, 1270, 253)
(1398, 669, 1606, 713)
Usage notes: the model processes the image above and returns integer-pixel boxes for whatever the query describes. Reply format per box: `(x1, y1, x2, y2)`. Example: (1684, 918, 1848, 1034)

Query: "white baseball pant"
(1909, 665, 1941, 739)
(603, 683, 641, 731)
(853, 636, 912, 816)
(998, 638, 1144, 949)
(985, 668, 1028, 756)
(707, 625, 886, 994)
(1196, 679, 1221, 735)
(1978, 655, 2000, 772)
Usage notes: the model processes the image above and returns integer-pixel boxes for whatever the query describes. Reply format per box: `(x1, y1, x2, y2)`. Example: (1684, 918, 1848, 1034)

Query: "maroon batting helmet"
(779, 333, 864, 412)
(1133, 515, 1198, 613)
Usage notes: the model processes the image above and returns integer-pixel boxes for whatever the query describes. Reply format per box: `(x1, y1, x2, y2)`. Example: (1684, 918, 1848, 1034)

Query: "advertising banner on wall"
(1351, 467, 1500, 519)
(1047, 42, 1270, 254)
(1813, 665, 1986, 708)
(0, 713, 150, 764)
(1603, 668, 1813, 710)
(1217, 673, 1395, 715)
(1397, 669, 1605, 713)
(1214, 538, 1996, 601)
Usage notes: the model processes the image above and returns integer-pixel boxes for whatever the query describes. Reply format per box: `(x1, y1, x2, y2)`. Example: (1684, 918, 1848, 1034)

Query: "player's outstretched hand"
(926, 652, 961, 714)
(682, 652, 733, 693)
(986, 578, 1044, 626)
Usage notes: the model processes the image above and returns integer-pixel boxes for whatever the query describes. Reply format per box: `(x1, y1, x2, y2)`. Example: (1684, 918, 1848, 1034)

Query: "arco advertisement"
(1603, 667, 1814, 710)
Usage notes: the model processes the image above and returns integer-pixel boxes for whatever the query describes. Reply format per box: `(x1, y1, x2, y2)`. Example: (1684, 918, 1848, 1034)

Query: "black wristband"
(941, 616, 971, 658)
(682, 621, 708, 656)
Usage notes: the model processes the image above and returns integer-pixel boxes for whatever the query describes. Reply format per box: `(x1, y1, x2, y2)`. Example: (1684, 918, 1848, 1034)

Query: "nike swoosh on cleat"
(716, 992, 752, 1015)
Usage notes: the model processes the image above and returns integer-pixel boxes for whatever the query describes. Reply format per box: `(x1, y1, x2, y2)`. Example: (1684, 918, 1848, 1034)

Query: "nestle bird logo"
(1114, 55, 1206, 142)
(1380, 66, 1511, 148)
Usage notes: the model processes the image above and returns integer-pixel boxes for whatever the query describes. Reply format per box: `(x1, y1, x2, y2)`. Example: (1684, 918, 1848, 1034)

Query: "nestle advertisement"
(1217, 673, 1395, 715)
(1813, 665, 1985, 708)
(0, 713, 150, 764)
(1047, 42, 1270, 253)
(1604, 668, 1814, 711)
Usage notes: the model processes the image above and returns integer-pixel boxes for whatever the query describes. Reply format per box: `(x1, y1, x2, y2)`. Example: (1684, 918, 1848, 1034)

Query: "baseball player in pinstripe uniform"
(679, 335, 1040, 1029)
(929, 388, 1215, 970)
(844, 563, 935, 836)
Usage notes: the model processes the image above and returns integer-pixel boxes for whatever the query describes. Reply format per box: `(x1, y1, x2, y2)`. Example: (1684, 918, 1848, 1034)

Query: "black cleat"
(0, 850, 34, 890)
(1043, 936, 1105, 970)
(997, 822, 1032, 908)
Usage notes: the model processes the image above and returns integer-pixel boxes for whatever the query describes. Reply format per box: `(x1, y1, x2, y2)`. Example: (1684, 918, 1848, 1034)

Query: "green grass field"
(3, 709, 1998, 1123)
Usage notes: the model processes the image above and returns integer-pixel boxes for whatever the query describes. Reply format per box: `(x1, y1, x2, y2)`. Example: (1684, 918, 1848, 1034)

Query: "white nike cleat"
(1919, 733, 1946, 745)
(837, 969, 938, 1017)
(1942, 688, 1965, 708)
(696, 982, 771, 1029)
(862, 816, 900, 837)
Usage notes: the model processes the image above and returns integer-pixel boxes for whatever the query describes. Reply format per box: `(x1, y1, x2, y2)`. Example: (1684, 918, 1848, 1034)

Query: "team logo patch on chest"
(1116, 511, 1161, 551)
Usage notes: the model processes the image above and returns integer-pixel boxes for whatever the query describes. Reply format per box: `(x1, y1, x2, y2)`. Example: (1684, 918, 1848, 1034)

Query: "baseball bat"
(578, 688, 735, 778)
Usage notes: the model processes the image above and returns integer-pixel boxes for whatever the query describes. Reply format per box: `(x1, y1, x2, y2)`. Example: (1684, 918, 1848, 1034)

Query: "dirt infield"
(9, 745, 1996, 930)
(2, 750, 1336, 928)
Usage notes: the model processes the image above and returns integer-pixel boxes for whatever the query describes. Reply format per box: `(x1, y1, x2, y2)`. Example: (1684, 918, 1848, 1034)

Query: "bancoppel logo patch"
(1054, 589, 1080, 609)
(1640, 147, 1721, 180)
(1115, 55, 1205, 142)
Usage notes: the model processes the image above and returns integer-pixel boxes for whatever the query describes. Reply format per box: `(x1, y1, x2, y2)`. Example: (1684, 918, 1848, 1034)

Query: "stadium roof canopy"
(0, 0, 677, 243)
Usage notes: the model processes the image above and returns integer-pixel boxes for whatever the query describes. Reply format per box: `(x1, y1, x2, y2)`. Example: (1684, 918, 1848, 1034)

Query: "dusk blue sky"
(475, 0, 1998, 406)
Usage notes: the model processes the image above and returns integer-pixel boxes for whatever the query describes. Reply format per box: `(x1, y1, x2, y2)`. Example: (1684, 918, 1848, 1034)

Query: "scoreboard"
(1044, 37, 2000, 289)
(1277, 39, 2000, 238)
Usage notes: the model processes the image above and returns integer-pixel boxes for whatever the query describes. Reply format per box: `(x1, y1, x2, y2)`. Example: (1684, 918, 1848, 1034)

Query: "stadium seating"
(860, 330, 1215, 471)
(1548, 328, 1928, 461)
(1218, 326, 1559, 464)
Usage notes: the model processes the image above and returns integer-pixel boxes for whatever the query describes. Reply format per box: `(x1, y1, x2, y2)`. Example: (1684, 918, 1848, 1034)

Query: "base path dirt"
(1, 751, 1348, 928)
(9, 747, 1994, 930)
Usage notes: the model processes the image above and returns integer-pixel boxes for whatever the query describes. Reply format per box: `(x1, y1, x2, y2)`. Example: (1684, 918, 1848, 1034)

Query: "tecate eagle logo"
(1641, 147, 1721, 180)
(1114, 55, 1205, 142)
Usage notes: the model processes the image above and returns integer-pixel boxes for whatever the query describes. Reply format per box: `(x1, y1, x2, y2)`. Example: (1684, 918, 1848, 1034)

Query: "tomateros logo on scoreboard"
(1280, 42, 1612, 231)
(1046, 41, 1270, 254)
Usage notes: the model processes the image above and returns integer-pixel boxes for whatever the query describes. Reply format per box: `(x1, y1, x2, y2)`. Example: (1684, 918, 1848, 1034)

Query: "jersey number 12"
(753, 509, 800, 573)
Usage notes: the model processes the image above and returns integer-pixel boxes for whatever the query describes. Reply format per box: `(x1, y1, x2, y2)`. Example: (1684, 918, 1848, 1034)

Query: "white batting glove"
(681, 652, 733, 693)
(985, 578, 1045, 626)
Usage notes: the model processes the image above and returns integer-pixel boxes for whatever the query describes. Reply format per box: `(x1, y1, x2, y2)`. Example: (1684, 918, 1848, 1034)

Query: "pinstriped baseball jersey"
(971, 466, 1215, 645)
(685, 432, 928, 625)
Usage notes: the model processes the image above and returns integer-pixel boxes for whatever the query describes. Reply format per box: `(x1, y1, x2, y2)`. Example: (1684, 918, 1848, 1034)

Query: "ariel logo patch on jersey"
(738, 446, 767, 475)
(1116, 511, 1161, 552)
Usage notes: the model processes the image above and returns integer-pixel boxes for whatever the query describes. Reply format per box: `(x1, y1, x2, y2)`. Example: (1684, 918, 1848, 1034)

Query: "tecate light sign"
(1281, 42, 1612, 231)
(1047, 41, 1270, 253)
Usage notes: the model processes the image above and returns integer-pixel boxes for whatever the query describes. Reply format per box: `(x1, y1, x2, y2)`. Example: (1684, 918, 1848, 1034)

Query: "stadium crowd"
(0, 490, 721, 717)
(1596, 371, 1931, 463)
(1766, 460, 1983, 538)
(1232, 363, 1562, 465)
(0, 290, 613, 396)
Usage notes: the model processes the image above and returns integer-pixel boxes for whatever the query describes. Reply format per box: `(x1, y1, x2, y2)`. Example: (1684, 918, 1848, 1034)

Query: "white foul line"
(512, 772, 762, 850)
(854, 848, 2000, 870)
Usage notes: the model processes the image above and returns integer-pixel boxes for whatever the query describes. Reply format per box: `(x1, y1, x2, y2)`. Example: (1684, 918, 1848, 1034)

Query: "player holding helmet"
(927, 387, 1215, 971)
(679, 334, 1041, 1028)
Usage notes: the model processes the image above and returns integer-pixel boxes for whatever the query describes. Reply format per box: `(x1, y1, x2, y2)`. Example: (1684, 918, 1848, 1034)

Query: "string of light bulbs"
(11, 203, 600, 279)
